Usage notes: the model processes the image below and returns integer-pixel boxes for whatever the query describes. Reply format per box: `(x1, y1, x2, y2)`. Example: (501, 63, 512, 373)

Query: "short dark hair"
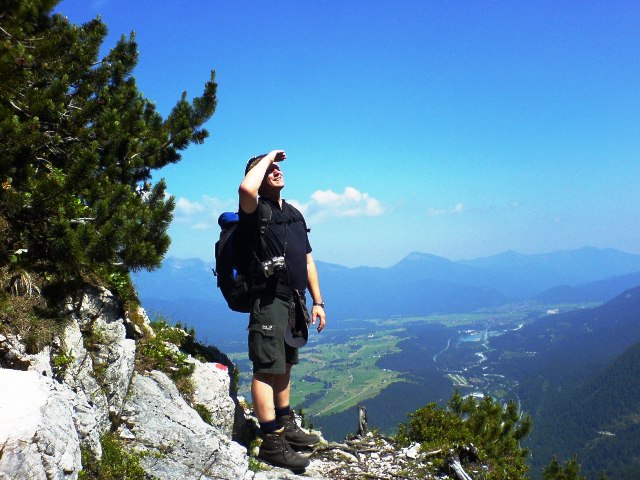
(245, 154, 267, 175)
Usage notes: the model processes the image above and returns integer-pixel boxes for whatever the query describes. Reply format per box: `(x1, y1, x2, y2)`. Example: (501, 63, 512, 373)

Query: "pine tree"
(542, 455, 587, 480)
(395, 392, 532, 479)
(0, 0, 217, 286)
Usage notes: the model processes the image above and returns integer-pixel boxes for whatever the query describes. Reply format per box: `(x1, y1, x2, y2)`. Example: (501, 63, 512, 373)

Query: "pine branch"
(8, 99, 30, 117)
(0, 26, 13, 39)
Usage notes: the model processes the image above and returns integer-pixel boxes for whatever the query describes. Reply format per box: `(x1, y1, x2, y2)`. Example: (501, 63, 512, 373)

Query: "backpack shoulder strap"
(282, 201, 311, 233)
(257, 200, 272, 236)
(251, 200, 272, 267)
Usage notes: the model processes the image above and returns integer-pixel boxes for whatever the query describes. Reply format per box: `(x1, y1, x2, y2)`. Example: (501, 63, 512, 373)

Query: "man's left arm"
(306, 253, 326, 332)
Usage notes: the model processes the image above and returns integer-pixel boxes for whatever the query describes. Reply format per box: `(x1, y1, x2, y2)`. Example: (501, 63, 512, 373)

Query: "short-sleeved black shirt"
(237, 197, 311, 292)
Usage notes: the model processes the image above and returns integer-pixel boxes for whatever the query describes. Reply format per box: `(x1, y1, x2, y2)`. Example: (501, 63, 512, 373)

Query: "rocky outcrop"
(0, 369, 80, 479)
(0, 285, 450, 480)
(118, 369, 248, 479)
(0, 333, 52, 376)
(0, 286, 330, 480)
(56, 286, 137, 457)
(190, 360, 236, 438)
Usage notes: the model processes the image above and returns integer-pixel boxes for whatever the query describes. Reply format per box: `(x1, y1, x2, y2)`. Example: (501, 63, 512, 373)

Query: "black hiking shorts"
(248, 289, 298, 374)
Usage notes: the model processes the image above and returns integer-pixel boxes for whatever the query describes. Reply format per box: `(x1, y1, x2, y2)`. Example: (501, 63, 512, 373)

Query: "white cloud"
(427, 201, 520, 217)
(453, 202, 465, 213)
(193, 222, 212, 230)
(427, 202, 466, 217)
(291, 187, 383, 222)
(172, 188, 382, 230)
(173, 195, 236, 229)
(175, 197, 205, 216)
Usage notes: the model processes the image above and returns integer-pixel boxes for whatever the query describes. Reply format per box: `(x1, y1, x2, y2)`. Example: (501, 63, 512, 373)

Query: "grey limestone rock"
(63, 286, 120, 329)
(118, 370, 249, 480)
(190, 359, 236, 439)
(0, 369, 81, 480)
(60, 286, 136, 455)
(61, 318, 110, 456)
(0, 333, 53, 377)
(88, 313, 136, 420)
(1, 286, 337, 480)
(116, 369, 327, 480)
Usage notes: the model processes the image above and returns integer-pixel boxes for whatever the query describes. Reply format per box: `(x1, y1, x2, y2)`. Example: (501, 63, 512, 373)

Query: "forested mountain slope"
(489, 286, 640, 478)
(530, 341, 640, 480)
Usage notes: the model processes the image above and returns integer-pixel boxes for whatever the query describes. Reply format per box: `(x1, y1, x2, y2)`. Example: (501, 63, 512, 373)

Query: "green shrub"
(194, 403, 213, 425)
(52, 348, 75, 379)
(395, 402, 468, 452)
(543, 456, 587, 480)
(136, 318, 195, 399)
(79, 432, 147, 479)
(394, 391, 532, 480)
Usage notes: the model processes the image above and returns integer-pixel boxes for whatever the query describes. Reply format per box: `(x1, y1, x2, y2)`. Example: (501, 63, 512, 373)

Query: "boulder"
(88, 313, 136, 420)
(60, 286, 137, 455)
(118, 370, 249, 479)
(61, 318, 110, 456)
(0, 369, 81, 480)
(0, 333, 52, 377)
(190, 360, 236, 439)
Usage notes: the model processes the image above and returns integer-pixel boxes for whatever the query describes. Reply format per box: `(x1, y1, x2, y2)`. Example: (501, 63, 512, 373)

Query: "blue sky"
(57, 1, 639, 267)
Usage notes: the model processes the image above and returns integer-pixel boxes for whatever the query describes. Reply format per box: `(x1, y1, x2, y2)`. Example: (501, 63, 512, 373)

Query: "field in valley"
(228, 301, 598, 424)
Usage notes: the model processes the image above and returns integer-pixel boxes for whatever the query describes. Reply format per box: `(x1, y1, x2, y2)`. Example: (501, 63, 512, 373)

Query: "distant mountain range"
(133, 247, 640, 345)
(532, 270, 640, 304)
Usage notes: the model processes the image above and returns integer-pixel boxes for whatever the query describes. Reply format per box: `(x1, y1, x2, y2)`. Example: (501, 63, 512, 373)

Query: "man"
(238, 149, 326, 470)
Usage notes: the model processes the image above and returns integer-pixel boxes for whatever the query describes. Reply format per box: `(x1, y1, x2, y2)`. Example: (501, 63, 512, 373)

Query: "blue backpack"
(213, 203, 272, 312)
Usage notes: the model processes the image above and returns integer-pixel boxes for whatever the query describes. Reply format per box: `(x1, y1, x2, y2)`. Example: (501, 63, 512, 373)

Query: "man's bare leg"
(252, 372, 276, 422)
(273, 363, 292, 409)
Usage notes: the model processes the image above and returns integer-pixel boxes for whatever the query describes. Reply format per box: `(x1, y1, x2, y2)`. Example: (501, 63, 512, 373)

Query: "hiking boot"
(258, 432, 310, 471)
(276, 411, 321, 448)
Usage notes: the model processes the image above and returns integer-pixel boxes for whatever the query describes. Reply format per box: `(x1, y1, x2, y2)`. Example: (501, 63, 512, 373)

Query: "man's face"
(260, 164, 284, 193)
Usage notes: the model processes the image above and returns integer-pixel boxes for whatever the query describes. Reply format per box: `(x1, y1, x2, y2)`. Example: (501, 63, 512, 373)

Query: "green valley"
(230, 301, 595, 421)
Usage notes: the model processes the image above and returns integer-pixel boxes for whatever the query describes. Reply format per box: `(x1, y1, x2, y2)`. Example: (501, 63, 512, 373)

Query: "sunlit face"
(262, 163, 284, 188)
(260, 163, 284, 195)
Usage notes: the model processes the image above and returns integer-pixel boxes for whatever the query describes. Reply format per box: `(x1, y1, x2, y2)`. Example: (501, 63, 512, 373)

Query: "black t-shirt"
(237, 197, 311, 292)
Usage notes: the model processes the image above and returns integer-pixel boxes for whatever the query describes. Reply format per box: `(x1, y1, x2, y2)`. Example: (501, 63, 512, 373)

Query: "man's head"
(245, 153, 285, 198)
(245, 154, 267, 175)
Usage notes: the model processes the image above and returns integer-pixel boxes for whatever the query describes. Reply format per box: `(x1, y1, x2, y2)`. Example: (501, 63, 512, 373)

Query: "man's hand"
(267, 150, 286, 163)
(311, 305, 325, 333)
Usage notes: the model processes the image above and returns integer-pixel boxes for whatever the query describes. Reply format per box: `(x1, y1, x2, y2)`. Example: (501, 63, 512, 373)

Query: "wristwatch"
(313, 302, 325, 309)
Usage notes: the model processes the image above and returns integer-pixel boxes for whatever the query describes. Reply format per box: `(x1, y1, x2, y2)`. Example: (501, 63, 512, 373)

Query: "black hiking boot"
(258, 432, 310, 471)
(276, 411, 321, 448)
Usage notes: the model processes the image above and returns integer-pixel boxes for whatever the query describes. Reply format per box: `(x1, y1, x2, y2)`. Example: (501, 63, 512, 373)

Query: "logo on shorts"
(261, 325, 273, 332)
